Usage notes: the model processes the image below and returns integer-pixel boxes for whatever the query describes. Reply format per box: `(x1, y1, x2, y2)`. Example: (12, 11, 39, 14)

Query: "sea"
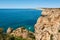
(0, 9, 42, 32)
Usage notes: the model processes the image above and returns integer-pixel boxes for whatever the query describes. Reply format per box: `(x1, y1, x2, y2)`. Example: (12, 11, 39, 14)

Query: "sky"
(39, 0, 60, 8)
(0, 0, 60, 8)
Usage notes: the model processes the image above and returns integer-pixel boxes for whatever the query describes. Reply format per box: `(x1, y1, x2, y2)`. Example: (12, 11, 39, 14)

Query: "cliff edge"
(35, 8, 60, 40)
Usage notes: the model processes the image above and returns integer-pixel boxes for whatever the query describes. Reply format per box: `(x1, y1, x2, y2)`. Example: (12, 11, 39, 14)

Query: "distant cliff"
(35, 8, 60, 40)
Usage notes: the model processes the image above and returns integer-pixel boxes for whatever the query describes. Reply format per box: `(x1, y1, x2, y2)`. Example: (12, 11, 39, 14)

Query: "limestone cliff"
(35, 8, 60, 40)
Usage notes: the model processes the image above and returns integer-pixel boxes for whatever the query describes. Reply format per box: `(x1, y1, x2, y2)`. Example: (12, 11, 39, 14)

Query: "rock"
(22, 29, 28, 38)
(10, 27, 29, 39)
(10, 27, 35, 40)
(7, 27, 13, 34)
(35, 8, 60, 40)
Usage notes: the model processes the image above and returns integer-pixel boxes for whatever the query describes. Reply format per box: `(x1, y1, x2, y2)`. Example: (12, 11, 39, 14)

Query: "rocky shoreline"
(1, 8, 60, 40)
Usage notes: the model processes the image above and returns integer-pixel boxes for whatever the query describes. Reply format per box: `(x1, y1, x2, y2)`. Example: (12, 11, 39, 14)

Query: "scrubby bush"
(0, 28, 35, 40)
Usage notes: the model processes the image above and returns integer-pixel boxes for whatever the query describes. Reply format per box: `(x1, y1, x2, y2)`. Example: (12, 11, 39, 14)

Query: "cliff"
(35, 8, 60, 40)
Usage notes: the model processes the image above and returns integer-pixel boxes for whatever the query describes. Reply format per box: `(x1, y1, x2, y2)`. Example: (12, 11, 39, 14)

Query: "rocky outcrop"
(7, 27, 13, 34)
(7, 26, 35, 40)
(35, 8, 60, 40)
(10, 27, 28, 39)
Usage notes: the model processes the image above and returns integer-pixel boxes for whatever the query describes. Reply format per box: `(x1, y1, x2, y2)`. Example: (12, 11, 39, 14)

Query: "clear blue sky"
(0, 0, 60, 8)
(39, 0, 60, 8)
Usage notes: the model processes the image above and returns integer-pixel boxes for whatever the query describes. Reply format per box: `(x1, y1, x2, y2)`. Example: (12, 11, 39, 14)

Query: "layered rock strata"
(35, 8, 60, 40)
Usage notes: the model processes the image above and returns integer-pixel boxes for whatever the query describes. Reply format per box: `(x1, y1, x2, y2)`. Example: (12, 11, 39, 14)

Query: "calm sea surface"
(0, 9, 42, 32)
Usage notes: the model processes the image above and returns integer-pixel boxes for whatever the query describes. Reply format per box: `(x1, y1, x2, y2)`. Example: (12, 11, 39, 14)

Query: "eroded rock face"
(35, 8, 60, 40)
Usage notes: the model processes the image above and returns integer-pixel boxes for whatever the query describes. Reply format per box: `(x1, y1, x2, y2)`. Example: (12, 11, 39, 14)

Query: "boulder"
(7, 27, 13, 34)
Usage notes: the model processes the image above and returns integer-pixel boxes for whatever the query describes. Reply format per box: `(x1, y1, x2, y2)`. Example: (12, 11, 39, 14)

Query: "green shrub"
(14, 37, 27, 40)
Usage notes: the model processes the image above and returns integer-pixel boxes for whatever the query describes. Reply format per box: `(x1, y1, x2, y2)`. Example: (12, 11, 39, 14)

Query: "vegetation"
(0, 28, 35, 40)
(14, 37, 27, 40)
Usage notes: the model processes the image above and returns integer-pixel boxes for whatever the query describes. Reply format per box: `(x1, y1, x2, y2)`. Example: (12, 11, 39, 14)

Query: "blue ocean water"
(0, 9, 42, 32)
